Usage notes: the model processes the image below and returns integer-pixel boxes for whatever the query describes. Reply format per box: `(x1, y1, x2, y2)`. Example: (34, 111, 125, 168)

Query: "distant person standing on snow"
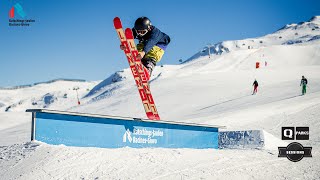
(300, 76, 308, 95)
(252, 79, 259, 95)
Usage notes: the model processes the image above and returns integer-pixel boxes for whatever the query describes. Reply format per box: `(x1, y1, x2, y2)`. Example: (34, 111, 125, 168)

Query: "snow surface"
(0, 16, 320, 179)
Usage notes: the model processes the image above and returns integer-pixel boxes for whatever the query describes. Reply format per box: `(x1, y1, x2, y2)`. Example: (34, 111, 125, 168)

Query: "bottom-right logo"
(279, 126, 312, 162)
(278, 142, 312, 162)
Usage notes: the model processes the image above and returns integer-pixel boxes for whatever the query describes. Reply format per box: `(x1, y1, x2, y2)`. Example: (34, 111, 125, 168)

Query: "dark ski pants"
(141, 58, 156, 76)
(253, 86, 258, 94)
(302, 85, 306, 95)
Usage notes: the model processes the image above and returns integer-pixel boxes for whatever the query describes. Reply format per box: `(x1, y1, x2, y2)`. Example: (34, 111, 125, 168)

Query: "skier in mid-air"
(300, 75, 308, 95)
(252, 79, 259, 95)
(120, 17, 170, 79)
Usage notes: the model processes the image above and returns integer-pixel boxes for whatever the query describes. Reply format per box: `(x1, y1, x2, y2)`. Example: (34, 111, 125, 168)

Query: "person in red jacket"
(252, 79, 259, 95)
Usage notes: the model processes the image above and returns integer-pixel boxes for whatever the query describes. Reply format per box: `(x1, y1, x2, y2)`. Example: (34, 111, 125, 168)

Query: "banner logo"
(8, 2, 36, 27)
(278, 142, 312, 162)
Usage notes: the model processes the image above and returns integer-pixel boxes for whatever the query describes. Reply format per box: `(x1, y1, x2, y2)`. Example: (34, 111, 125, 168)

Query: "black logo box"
(296, 127, 309, 140)
(282, 127, 309, 140)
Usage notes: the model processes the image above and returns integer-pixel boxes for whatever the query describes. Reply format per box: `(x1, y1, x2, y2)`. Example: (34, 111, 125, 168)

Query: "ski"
(124, 28, 160, 120)
(113, 17, 160, 120)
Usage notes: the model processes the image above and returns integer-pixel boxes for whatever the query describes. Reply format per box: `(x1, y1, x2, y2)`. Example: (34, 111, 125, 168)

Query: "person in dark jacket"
(120, 17, 170, 80)
(252, 79, 259, 95)
(300, 76, 308, 95)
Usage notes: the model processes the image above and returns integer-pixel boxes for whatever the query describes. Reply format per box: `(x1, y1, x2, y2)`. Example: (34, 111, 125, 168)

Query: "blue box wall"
(29, 110, 221, 149)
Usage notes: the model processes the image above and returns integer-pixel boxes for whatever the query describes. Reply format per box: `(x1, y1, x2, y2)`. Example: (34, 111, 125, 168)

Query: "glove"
(120, 44, 126, 50)
(136, 51, 145, 59)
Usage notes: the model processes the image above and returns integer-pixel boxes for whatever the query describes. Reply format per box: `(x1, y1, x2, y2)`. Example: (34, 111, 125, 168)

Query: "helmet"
(134, 17, 152, 30)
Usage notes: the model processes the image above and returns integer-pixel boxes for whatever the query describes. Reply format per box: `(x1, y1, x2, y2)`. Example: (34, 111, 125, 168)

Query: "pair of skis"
(113, 17, 160, 120)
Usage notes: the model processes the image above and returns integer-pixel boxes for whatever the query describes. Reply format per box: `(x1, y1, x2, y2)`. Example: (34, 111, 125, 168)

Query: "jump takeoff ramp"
(26, 109, 225, 149)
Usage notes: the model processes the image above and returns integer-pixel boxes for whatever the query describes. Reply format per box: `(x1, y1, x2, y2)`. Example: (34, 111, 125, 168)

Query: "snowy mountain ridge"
(186, 16, 320, 62)
(0, 78, 86, 90)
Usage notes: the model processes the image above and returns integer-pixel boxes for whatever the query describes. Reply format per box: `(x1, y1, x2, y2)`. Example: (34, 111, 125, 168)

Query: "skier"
(120, 16, 170, 79)
(252, 79, 258, 95)
(300, 76, 308, 95)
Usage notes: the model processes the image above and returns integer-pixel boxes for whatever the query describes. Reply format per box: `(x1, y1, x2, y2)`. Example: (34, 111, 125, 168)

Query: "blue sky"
(0, 0, 319, 87)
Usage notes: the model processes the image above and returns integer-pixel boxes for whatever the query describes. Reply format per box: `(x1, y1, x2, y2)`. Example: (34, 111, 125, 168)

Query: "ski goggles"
(135, 29, 148, 36)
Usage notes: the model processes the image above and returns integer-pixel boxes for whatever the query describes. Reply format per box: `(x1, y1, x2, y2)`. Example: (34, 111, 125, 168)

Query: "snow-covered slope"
(1, 16, 320, 179)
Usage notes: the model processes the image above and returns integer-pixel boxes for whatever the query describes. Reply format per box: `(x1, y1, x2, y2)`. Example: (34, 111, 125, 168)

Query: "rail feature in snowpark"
(26, 109, 225, 149)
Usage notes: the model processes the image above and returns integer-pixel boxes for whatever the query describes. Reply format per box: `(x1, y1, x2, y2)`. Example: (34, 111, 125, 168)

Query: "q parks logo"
(278, 127, 312, 162)
(8, 2, 36, 27)
(282, 127, 309, 140)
